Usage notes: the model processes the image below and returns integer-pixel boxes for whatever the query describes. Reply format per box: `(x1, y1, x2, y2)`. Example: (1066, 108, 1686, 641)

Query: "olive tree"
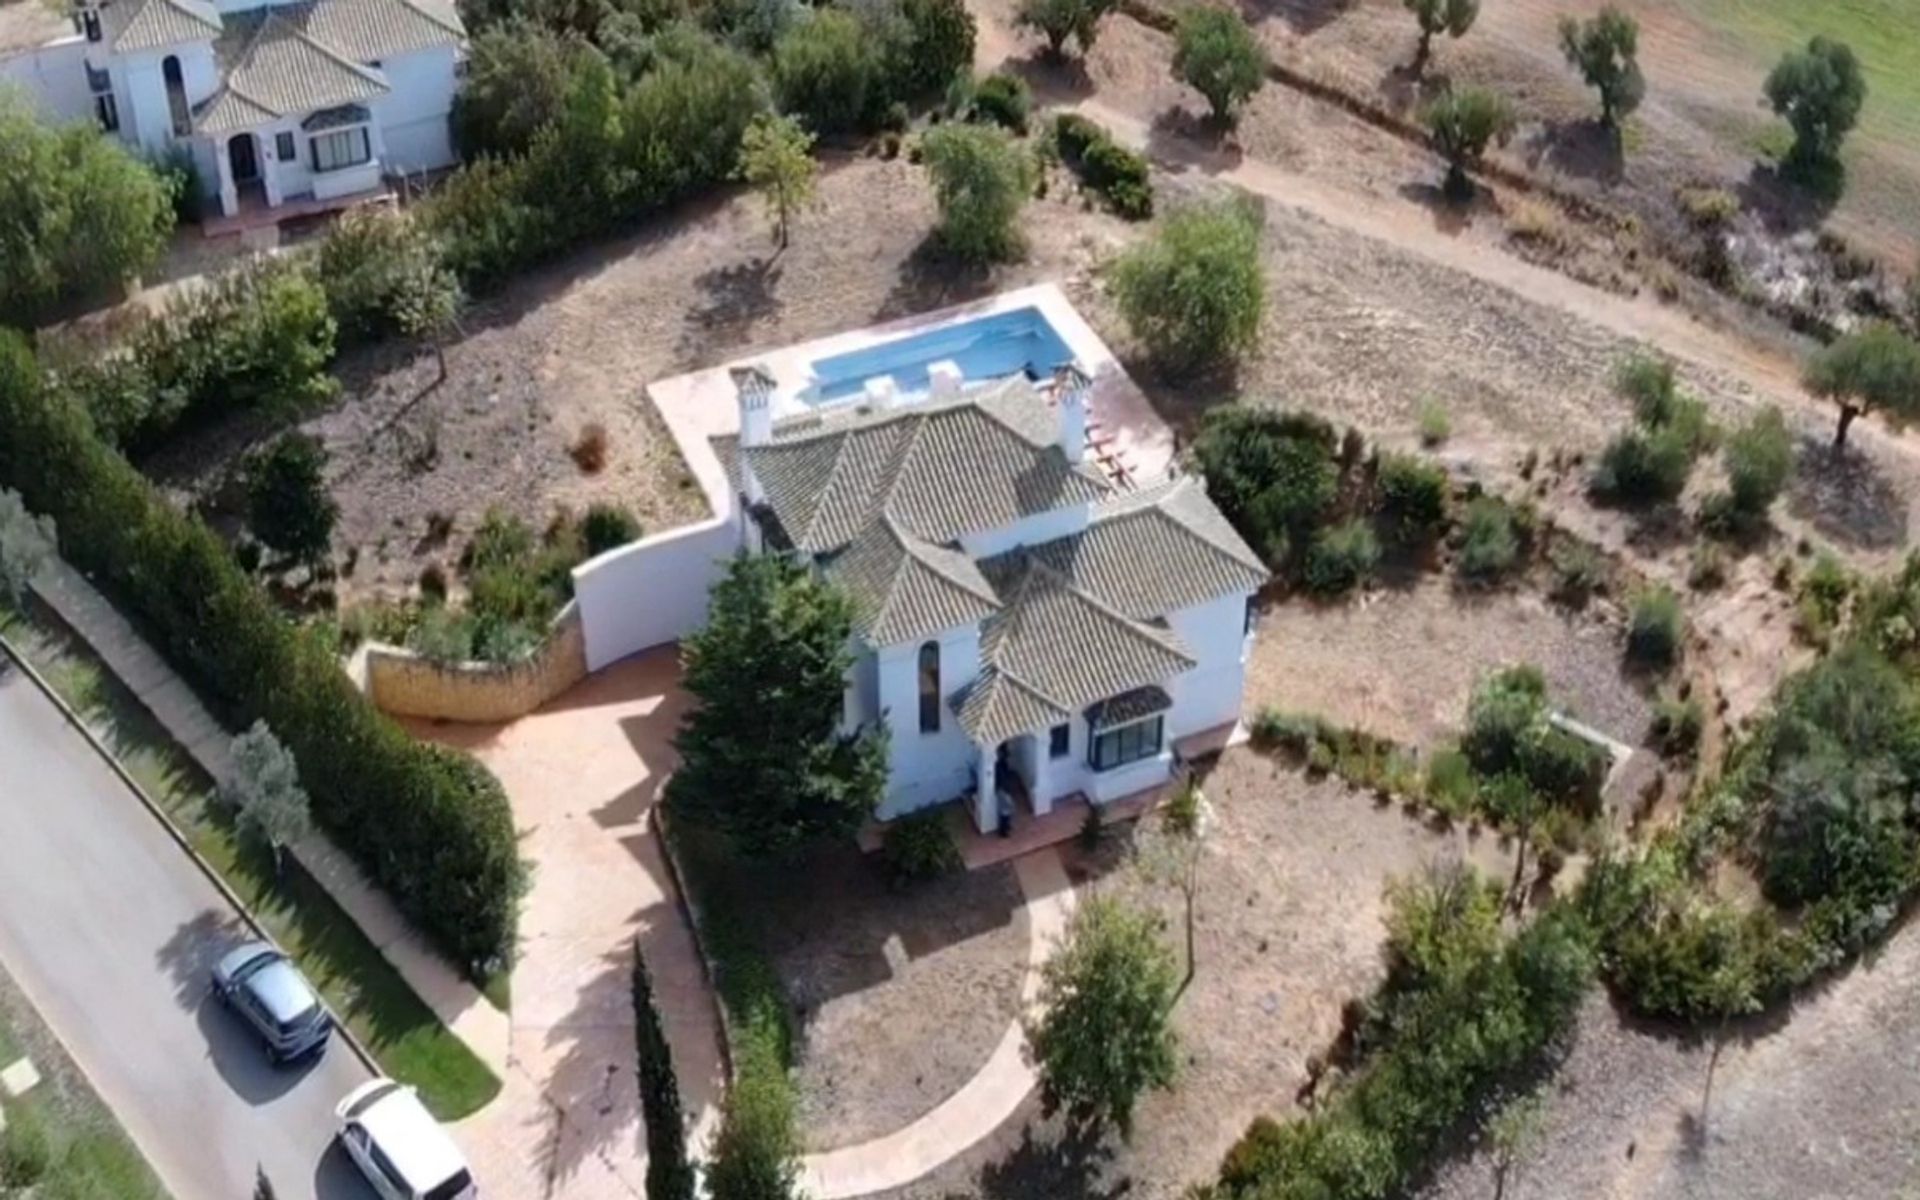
(736, 112, 820, 249)
(1803, 322, 1920, 449)
(919, 123, 1035, 264)
(0, 488, 55, 607)
(226, 721, 313, 876)
(1108, 196, 1265, 373)
(1558, 7, 1643, 131)
(1173, 5, 1268, 126)
(1422, 85, 1514, 198)
(1014, 0, 1114, 58)
(1403, 0, 1478, 71)
(1764, 37, 1866, 179)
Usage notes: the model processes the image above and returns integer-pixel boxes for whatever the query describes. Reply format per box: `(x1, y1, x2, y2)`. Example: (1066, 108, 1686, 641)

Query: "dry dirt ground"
(1129, 0, 1920, 268)
(867, 748, 1511, 1200)
(1249, 572, 1653, 750)
(733, 846, 1030, 1152)
(0, 0, 63, 55)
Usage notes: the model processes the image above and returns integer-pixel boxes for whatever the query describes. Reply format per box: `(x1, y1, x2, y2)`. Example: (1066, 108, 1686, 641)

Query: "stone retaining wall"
(365, 602, 588, 723)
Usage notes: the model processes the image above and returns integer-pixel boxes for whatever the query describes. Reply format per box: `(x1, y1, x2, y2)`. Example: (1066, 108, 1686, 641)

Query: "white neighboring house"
(0, 0, 464, 220)
(716, 363, 1270, 836)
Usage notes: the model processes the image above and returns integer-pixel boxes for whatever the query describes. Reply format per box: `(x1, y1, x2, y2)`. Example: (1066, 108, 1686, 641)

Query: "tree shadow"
(1735, 160, 1843, 239)
(156, 908, 246, 1012)
(1145, 108, 1244, 177)
(1377, 61, 1448, 116)
(1000, 52, 1096, 105)
(977, 1119, 1129, 1200)
(527, 941, 643, 1188)
(1521, 119, 1626, 186)
(677, 257, 786, 364)
(873, 236, 1003, 325)
(1784, 436, 1909, 552)
(1395, 181, 1477, 237)
(1236, 0, 1356, 37)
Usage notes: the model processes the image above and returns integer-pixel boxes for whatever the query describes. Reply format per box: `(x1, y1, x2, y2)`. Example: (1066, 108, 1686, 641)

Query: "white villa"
(708, 304, 1270, 836)
(1, 0, 464, 220)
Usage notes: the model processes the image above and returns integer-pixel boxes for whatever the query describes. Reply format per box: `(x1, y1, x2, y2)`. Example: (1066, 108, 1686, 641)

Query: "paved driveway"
(0, 665, 377, 1200)
(410, 647, 725, 1199)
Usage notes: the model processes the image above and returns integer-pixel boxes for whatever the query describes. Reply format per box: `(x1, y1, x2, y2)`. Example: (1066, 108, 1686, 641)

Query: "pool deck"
(645, 284, 1178, 518)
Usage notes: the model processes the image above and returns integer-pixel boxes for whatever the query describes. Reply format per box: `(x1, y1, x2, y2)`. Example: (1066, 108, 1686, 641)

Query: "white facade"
(1, 0, 463, 221)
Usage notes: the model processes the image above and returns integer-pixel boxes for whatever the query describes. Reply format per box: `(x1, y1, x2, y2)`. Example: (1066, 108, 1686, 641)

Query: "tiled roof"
(824, 515, 1000, 645)
(1021, 478, 1270, 620)
(1085, 685, 1172, 730)
(279, 0, 463, 61)
(196, 10, 389, 134)
(955, 560, 1195, 746)
(742, 378, 1112, 555)
(101, 0, 221, 52)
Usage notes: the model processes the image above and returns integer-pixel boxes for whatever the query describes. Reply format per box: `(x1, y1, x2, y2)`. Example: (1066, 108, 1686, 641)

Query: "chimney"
(731, 364, 776, 448)
(1053, 363, 1090, 464)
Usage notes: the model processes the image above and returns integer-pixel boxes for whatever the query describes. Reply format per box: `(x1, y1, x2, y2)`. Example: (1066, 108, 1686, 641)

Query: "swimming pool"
(808, 306, 1075, 404)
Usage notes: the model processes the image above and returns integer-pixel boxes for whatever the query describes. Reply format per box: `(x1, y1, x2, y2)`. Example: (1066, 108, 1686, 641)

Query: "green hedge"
(0, 332, 521, 971)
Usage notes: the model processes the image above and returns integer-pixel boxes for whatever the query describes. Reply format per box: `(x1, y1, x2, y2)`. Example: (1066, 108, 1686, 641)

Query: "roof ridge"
(893, 523, 1000, 608)
(1099, 479, 1268, 579)
(280, 16, 392, 86)
(386, 0, 465, 36)
(1026, 558, 1196, 666)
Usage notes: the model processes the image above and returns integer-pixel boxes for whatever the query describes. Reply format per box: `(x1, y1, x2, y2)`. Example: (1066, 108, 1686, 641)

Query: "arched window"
(161, 55, 190, 137)
(917, 642, 940, 734)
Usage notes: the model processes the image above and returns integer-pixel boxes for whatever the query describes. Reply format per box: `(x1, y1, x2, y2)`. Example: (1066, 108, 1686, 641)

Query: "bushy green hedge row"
(0, 332, 521, 971)
(1211, 870, 1593, 1200)
(1053, 112, 1153, 219)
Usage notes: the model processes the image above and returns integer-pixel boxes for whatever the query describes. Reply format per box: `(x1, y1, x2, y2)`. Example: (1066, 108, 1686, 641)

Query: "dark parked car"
(210, 941, 332, 1064)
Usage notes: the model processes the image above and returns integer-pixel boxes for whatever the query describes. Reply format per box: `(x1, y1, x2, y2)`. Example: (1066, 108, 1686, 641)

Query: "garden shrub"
(772, 9, 878, 135)
(1416, 397, 1450, 446)
(1374, 453, 1449, 545)
(105, 259, 337, 455)
(1052, 113, 1154, 218)
(919, 122, 1035, 264)
(0, 92, 175, 328)
(1650, 695, 1702, 758)
(969, 72, 1031, 133)
(453, 21, 605, 159)
(582, 503, 643, 556)
(890, 0, 977, 99)
(314, 205, 463, 347)
(1191, 407, 1338, 564)
(1053, 111, 1103, 163)
(1454, 496, 1519, 583)
(1592, 353, 1713, 506)
(1607, 896, 1795, 1024)
(1463, 665, 1604, 809)
(1795, 551, 1853, 644)
(1720, 404, 1795, 519)
(1547, 537, 1606, 604)
(246, 433, 339, 565)
(634, 945, 696, 1200)
(881, 808, 963, 885)
(1213, 881, 1592, 1200)
(1303, 518, 1380, 595)
(0, 1104, 52, 1189)
(1626, 586, 1682, 669)
(1109, 196, 1264, 372)
(0, 332, 520, 970)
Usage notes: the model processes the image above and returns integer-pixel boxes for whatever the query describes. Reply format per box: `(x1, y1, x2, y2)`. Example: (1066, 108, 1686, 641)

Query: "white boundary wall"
(572, 512, 741, 672)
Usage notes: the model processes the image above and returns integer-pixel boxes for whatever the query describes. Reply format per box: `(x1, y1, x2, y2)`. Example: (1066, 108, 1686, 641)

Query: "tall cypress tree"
(634, 941, 695, 1200)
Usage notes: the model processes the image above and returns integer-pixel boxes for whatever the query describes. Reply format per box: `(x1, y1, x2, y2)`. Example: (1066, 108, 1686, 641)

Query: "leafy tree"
(970, 72, 1033, 133)
(1191, 408, 1337, 561)
(1803, 322, 1920, 448)
(893, 0, 978, 98)
(1014, 0, 1114, 58)
(1402, 0, 1478, 70)
(1764, 37, 1866, 174)
(736, 113, 820, 249)
(706, 1040, 801, 1200)
(453, 22, 605, 158)
(1108, 196, 1265, 373)
(1138, 779, 1208, 1006)
(0, 92, 174, 327)
(633, 943, 695, 1200)
(668, 555, 887, 857)
(246, 434, 338, 565)
(318, 207, 464, 379)
(1173, 5, 1268, 125)
(771, 8, 877, 135)
(1421, 85, 1514, 198)
(918, 123, 1035, 264)
(0, 487, 55, 607)
(226, 720, 313, 875)
(1027, 895, 1179, 1136)
(1558, 7, 1643, 131)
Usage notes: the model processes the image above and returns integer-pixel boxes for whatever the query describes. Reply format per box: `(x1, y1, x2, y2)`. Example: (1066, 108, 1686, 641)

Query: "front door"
(227, 133, 259, 184)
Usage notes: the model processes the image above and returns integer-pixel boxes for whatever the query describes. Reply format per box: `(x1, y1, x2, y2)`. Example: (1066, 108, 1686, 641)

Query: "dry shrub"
(1505, 199, 1571, 253)
(570, 422, 609, 474)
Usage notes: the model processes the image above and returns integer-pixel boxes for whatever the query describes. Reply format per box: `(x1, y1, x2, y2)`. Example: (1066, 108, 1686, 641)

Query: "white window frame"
(309, 125, 372, 174)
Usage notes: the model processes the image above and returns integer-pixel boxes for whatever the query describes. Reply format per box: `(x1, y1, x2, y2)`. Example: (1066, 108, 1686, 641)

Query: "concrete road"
(0, 664, 377, 1200)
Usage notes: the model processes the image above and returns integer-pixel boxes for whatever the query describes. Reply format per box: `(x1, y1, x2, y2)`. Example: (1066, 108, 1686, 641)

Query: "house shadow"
(1522, 118, 1625, 186)
(1785, 436, 1909, 552)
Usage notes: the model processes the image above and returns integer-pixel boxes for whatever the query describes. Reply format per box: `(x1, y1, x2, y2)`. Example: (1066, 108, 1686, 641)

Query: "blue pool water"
(810, 306, 1074, 404)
